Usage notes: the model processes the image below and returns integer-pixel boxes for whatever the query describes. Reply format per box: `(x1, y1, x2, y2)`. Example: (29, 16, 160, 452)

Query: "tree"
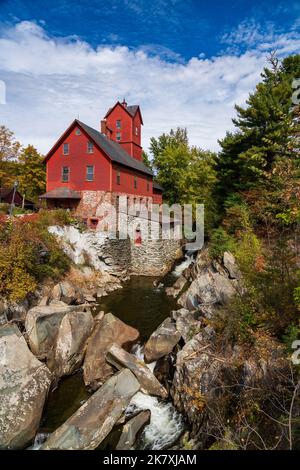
(142, 150, 153, 170)
(150, 127, 188, 162)
(150, 128, 218, 228)
(218, 54, 300, 200)
(0, 125, 21, 187)
(18, 145, 46, 201)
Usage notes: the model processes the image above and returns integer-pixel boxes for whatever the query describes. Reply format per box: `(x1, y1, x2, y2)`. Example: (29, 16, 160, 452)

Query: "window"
(116, 120, 121, 129)
(87, 141, 94, 153)
(135, 126, 138, 136)
(116, 132, 121, 141)
(117, 170, 121, 185)
(134, 176, 137, 189)
(63, 143, 69, 155)
(86, 165, 94, 181)
(62, 166, 69, 182)
(75, 128, 81, 135)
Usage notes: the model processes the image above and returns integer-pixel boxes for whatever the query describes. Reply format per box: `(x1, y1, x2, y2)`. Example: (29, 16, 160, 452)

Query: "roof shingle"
(76, 120, 153, 176)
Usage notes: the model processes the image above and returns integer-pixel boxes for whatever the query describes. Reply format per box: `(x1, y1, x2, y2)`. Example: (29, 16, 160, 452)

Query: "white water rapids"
(128, 344, 185, 450)
(172, 250, 196, 277)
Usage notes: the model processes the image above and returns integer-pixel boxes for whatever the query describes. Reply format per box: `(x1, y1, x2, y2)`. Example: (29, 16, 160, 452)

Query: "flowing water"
(35, 256, 193, 450)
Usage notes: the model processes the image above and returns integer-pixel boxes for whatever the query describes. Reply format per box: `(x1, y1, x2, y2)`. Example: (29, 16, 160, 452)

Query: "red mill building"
(41, 100, 163, 224)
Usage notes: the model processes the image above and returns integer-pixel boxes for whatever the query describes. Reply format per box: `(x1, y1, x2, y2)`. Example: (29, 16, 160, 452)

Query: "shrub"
(0, 211, 71, 301)
(208, 227, 235, 260)
(0, 203, 9, 215)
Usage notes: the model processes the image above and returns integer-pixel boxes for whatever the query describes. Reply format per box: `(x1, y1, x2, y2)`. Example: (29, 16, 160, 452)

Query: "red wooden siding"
(46, 126, 112, 192)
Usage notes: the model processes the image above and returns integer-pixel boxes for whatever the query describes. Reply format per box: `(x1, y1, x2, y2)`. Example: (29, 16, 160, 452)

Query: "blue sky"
(1, 0, 299, 59)
(0, 0, 299, 152)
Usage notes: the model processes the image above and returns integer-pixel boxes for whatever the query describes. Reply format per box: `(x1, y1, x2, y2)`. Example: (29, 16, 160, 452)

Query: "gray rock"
(116, 410, 151, 450)
(51, 281, 83, 305)
(51, 310, 94, 377)
(165, 276, 188, 298)
(0, 324, 52, 449)
(106, 344, 168, 399)
(41, 369, 140, 450)
(144, 317, 181, 363)
(171, 308, 202, 343)
(178, 268, 237, 310)
(223, 251, 241, 280)
(83, 313, 139, 390)
(25, 303, 91, 359)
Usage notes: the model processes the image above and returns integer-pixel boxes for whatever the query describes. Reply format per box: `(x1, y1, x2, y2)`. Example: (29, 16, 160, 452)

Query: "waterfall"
(129, 343, 185, 449)
(172, 250, 196, 277)
(27, 432, 50, 450)
(126, 392, 185, 450)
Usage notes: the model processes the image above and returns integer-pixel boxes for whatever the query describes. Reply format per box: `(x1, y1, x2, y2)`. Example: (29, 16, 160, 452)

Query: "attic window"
(63, 143, 69, 155)
(87, 141, 94, 153)
(116, 120, 121, 129)
(116, 132, 121, 141)
(75, 128, 81, 135)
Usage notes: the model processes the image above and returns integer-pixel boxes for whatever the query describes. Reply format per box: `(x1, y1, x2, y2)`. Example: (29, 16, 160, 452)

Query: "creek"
(34, 254, 195, 450)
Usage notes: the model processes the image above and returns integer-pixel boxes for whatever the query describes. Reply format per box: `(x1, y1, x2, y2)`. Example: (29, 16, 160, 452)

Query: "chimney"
(122, 98, 127, 108)
(100, 119, 107, 134)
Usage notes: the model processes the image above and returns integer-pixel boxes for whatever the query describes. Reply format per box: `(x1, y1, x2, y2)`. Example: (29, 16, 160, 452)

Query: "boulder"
(25, 303, 91, 359)
(178, 267, 237, 311)
(165, 275, 188, 298)
(41, 369, 140, 450)
(51, 310, 94, 377)
(171, 308, 202, 343)
(51, 281, 83, 305)
(144, 317, 181, 363)
(0, 324, 52, 449)
(106, 344, 168, 399)
(223, 251, 241, 280)
(83, 313, 139, 390)
(116, 410, 151, 450)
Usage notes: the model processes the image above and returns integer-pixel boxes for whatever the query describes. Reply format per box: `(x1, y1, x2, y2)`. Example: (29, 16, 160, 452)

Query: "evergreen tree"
(218, 54, 300, 200)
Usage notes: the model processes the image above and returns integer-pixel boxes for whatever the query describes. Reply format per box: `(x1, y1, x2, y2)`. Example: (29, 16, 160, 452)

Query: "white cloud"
(0, 20, 299, 155)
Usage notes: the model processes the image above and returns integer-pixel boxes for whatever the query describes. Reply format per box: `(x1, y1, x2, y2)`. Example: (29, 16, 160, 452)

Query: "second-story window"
(62, 166, 69, 182)
(63, 143, 69, 155)
(135, 127, 138, 136)
(117, 170, 121, 185)
(134, 176, 137, 189)
(116, 120, 121, 129)
(87, 141, 94, 153)
(86, 165, 94, 181)
(116, 132, 121, 141)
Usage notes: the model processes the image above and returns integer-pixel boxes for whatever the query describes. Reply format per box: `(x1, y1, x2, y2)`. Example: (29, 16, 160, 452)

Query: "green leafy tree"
(18, 145, 46, 201)
(0, 125, 21, 188)
(150, 128, 218, 228)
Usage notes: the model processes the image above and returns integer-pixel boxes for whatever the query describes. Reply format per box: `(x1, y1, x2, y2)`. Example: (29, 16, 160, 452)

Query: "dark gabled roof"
(76, 120, 153, 176)
(153, 181, 164, 191)
(40, 187, 81, 199)
(127, 105, 139, 117)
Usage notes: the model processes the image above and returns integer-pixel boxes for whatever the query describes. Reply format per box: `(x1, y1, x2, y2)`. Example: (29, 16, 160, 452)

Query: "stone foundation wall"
(97, 236, 182, 277)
